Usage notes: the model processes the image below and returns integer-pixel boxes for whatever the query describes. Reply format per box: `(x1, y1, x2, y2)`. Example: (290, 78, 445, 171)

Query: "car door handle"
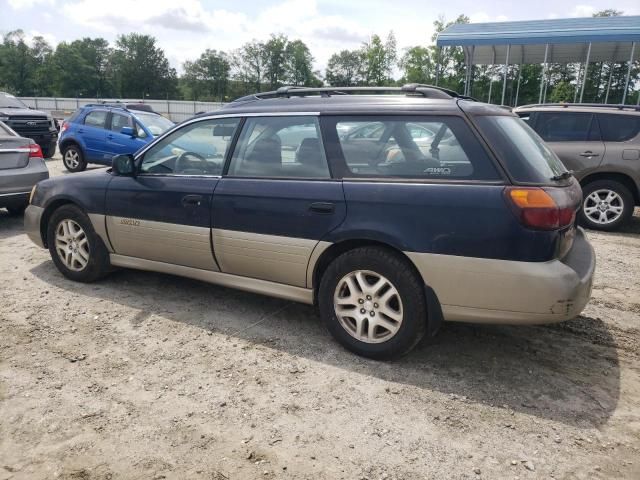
(182, 194, 203, 207)
(309, 202, 335, 214)
(107, 134, 114, 140)
(77, 128, 84, 133)
(579, 151, 600, 157)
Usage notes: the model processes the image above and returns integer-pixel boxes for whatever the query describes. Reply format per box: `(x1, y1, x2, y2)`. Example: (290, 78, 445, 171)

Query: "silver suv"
(514, 104, 640, 231)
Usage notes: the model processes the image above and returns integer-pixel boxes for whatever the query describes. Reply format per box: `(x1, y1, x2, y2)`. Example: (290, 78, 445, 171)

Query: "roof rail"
(517, 103, 640, 112)
(82, 101, 126, 109)
(231, 84, 473, 103)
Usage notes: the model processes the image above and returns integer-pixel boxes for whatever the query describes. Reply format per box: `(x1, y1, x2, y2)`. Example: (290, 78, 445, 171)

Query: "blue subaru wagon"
(25, 85, 596, 359)
(58, 103, 174, 172)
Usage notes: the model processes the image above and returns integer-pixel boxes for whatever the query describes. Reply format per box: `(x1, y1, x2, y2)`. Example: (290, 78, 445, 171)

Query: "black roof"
(202, 85, 510, 117)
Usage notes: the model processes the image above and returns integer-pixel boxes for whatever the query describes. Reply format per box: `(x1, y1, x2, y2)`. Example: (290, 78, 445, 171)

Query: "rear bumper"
(407, 227, 595, 325)
(0, 158, 49, 207)
(24, 204, 45, 248)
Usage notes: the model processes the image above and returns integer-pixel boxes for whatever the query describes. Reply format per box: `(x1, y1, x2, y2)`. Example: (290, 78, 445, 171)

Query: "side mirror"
(120, 126, 136, 137)
(112, 154, 136, 176)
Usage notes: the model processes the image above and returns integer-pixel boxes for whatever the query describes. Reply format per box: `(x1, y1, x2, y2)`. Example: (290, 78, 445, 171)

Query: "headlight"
(29, 185, 37, 204)
(0, 115, 9, 122)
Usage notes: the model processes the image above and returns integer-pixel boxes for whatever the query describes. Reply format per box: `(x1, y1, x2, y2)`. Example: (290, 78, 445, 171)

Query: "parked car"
(0, 120, 49, 215)
(24, 85, 595, 359)
(514, 103, 640, 231)
(58, 103, 174, 172)
(0, 92, 58, 158)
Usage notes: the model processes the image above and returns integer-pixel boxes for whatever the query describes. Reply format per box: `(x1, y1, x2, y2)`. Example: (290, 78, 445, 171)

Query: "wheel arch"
(310, 238, 443, 336)
(580, 172, 640, 205)
(40, 198, 81, 248)
(59, 137, 82, 153)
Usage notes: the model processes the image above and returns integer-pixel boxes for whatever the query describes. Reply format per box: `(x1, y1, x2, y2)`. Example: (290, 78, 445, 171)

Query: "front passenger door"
(106, 111, 147, 159)
(105, 117, 241, 270)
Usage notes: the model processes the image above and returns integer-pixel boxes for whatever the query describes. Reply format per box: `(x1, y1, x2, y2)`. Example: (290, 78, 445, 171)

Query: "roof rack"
(83, 101, 126, 109)
(232, 84, 475, 103)
(81, 101, 160, 114)
(517, 103, 640, 112)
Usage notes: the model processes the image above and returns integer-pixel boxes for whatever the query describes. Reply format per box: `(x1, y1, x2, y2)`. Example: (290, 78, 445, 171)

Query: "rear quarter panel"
(330, 181, 560, 262)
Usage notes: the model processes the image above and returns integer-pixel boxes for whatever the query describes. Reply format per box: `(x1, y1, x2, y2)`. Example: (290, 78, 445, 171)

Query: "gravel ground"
(1, 155, 639, 480)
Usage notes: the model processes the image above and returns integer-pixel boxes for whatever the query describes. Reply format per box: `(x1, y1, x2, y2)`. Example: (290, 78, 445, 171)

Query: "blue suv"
(25, 85, 596, 359)
(58, 103, 174, 172)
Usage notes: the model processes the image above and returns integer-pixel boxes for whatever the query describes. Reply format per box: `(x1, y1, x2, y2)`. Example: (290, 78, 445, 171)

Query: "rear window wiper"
(551, 170, 573, 181)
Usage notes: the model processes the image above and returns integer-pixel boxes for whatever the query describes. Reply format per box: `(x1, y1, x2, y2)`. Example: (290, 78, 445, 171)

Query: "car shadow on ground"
(30, 260, 621, 429)
(0, 210, 26, 240)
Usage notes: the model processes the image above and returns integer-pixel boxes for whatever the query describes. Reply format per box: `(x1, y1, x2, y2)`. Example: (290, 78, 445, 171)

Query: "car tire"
(46, 204, 110, 282)
(578, 180, 634, 231)
(6, 203, 27, 216)
(62, 144, 87, 172)
(42, 144, 56, 158)
(318, 246, 427, 360)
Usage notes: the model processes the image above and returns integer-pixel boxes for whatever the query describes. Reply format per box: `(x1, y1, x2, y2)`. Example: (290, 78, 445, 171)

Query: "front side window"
(110, 112, 131, 132)
(534, 112, 600, 142)
(84, 110, 107, 129)
(597, 113, 640, 142)
(140, 118, 239, 176)
(134, 112, 174, 137)
(330, 116, 498, 180)
(228, 116, 330, 179)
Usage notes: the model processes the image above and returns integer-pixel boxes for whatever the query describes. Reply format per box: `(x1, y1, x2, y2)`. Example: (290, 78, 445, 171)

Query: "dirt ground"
(1, 155, 639, 480)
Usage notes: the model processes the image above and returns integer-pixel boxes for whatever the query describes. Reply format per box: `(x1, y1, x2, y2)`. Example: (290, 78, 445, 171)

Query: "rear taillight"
(28, 144, 43, 159)
(505, 186, 578, 230)
(61, 121, 69, 132)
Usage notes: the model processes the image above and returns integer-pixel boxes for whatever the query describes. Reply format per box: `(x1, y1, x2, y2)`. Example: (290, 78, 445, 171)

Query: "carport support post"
(435, 46, 442, 86)
(501, 44, 510, 106)
(539, 43, 549, 104)
(579, 42, 592, 103)
(514, 64, 522, 107)
(622, 42, 636, 105)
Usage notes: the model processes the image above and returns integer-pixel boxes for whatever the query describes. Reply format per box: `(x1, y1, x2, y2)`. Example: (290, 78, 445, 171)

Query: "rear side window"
(329, 116, 499, 180)
(228, 116, 330, 179)
(534, 112, 600, 142)
(475, 115, 567, 184)
(84, 110, 107, 129)
(597, 114, 640, 142)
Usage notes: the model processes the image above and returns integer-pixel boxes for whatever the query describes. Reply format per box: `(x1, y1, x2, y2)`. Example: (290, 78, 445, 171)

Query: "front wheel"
(46, 204, 110, 282)
(578, 180, 634, 231)
(62, 145, 87, 172)
(318, 247, 428, 360)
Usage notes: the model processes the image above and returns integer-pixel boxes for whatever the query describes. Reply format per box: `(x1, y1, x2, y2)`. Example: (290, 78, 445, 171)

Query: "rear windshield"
(475, 115, 567, 184)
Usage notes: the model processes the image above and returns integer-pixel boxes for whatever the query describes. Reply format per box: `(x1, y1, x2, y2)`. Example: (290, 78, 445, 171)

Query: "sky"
(1, 0, 639, 73)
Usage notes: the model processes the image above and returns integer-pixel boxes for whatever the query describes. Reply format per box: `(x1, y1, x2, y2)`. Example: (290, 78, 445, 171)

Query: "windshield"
(134, 112, 174, 136)
(0, 93, 28, 109)
(475, 115, 567, 184)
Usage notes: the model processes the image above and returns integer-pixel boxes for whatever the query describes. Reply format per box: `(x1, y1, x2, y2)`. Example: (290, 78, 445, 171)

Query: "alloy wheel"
(55, 219, 90, 271)
(333, 270, 403, 344)
(64, 149, 80, 169)
(583, 189, 624, 225)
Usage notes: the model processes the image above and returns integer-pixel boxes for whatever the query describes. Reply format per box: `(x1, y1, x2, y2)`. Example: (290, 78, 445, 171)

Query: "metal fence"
(18, 97, 227, 122)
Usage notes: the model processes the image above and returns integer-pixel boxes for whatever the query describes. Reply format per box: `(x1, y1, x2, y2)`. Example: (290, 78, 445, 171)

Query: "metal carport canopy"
(436, 16, 640, 64)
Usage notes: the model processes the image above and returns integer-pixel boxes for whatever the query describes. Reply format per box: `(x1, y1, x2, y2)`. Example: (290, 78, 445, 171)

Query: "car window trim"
(108, 111, 132, 133)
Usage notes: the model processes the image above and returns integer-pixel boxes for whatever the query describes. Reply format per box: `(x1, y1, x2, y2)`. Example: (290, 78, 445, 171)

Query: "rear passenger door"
(106, 111, 147, 159)
(212, 115, 346, 287)
(80, 109, 109, 162)
(597, 113, 640, 170)
(532, 112, 605, 176)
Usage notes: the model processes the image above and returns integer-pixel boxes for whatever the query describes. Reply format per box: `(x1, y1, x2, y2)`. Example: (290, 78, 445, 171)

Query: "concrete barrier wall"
(18, 97, 227, 123)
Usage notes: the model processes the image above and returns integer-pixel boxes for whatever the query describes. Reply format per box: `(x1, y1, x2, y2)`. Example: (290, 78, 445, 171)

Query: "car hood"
(0, 107, 50, 117)
(31, 168, 112, 210)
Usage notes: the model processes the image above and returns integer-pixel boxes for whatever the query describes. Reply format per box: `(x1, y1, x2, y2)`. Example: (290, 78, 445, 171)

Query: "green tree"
(431, 15, 469, 92)
(110, 33, 177, 99)
(285, 39, 318, 86)
(361, 32, 397, 86)
(53, 38, 111, 97)
(549, 80, 575, 102)
(325, 49, 364, 86)
(399, 46, 432, 84)
(182, 49, 230, 101)
(0, 30, 37, 95)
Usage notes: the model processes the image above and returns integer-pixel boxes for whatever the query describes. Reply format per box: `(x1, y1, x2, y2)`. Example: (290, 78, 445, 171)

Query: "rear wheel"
(42, 144, 56, 158)
(579, 180, 634, 231)
(62, 144, 86, 172)
(46, 204, 110, 282)
(318, 247, 427, 359)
